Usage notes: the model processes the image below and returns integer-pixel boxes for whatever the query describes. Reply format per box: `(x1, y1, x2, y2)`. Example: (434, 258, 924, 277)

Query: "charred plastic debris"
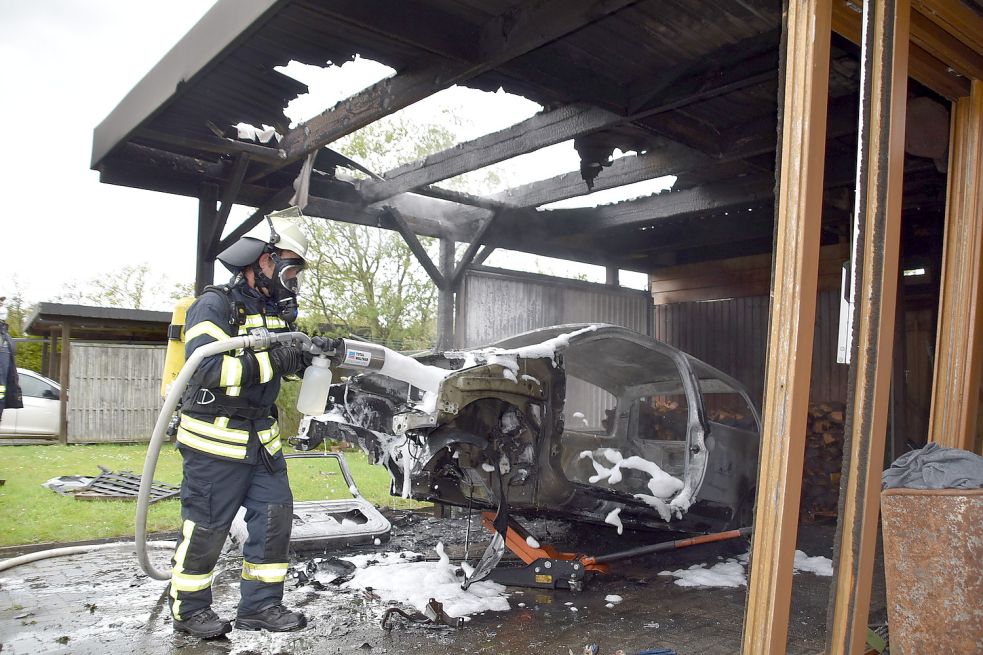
(291, 324, 761, 607)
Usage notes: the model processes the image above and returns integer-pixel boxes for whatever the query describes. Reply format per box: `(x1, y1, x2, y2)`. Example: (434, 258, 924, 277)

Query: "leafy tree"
(296, 113, 483, 349)
(299, 218, 436, 349)
(56, 264, 192, 311)
(2, 287, 42, 373)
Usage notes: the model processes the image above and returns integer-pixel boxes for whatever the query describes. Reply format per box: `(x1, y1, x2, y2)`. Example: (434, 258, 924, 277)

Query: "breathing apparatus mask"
(254, 249, 305, 323)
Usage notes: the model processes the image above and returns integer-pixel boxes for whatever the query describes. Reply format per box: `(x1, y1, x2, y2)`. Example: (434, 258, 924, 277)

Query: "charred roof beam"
(360, 55, 783, 206)
(254, 0, 643, 182)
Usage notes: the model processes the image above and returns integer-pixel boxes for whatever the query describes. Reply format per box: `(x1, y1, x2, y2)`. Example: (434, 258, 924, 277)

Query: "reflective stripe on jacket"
(177, 283, 291, 464)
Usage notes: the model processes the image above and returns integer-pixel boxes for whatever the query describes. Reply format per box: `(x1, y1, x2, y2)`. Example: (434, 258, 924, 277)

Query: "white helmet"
(217, 207, 309, 271)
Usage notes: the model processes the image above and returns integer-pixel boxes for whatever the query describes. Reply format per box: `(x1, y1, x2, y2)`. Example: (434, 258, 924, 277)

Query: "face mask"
(255, 253, 305, 323)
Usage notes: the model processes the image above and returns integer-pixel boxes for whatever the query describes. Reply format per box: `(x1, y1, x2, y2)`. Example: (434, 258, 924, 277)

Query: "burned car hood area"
(302, 325, 761, 535)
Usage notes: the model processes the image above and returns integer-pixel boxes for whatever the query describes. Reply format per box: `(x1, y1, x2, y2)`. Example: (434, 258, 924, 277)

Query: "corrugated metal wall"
(68, 344, 165, 443)
(653, 289, 849, 406)
(458, 267, 652, 428)
(457, 266, 652, 347)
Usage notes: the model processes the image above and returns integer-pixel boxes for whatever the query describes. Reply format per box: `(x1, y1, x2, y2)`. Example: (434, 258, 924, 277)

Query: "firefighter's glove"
(269, 344, 305, 377)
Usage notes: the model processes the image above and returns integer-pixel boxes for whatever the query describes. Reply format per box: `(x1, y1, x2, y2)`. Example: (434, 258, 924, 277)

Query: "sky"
(1, 1, 665, 309)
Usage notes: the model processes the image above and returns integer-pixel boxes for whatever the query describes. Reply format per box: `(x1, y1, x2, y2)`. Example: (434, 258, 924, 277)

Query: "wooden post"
(436, 238, 455, 352)
(741, 1, 831, 653)
(40, 340, 49, 380)
(827, 1, 909, 653)
(58, 322, 71, 444)
(47, 334, 58, 380)
(605, 266, 619, 286)
(928, 80, 983, 453)
(195, 183, 220, 294)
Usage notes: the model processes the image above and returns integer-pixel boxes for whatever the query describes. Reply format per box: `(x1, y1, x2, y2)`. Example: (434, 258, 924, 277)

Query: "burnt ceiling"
(92, 0, 967, 276)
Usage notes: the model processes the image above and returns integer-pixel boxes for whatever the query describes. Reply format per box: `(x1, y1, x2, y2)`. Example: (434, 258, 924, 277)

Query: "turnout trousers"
(168, 448, 293, 621)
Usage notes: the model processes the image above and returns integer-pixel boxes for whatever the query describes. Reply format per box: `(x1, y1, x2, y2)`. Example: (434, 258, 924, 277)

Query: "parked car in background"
(0, 369, 61, 438)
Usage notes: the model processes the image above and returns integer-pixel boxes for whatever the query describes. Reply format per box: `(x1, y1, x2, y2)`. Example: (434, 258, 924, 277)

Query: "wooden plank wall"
(68, 344, 165, 443)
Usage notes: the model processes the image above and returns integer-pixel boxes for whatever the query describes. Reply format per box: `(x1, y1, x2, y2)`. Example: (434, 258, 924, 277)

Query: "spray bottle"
(296, 355, 332, 415)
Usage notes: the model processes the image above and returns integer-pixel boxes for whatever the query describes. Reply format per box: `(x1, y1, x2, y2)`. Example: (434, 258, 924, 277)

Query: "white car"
(0, 368, 61, 438)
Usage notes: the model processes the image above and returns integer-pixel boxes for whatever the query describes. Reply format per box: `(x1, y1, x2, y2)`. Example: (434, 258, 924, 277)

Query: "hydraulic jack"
(480, 513, 609, 590)
(479, 512, 753, 592)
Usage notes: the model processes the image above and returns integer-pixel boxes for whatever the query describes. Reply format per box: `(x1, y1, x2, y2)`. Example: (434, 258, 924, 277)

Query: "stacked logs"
(801, 401, 846, 520)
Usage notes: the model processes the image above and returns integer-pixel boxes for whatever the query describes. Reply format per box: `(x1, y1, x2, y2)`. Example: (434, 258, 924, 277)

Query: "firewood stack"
(801, 401, 846, 520)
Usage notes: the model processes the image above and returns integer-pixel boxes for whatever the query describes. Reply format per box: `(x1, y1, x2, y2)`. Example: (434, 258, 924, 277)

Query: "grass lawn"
(0, 443, 425, 548)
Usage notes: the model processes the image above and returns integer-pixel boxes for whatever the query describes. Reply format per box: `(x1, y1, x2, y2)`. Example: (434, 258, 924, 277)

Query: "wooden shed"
(90, 1, 983, 652)
(24, 303, 169, 443)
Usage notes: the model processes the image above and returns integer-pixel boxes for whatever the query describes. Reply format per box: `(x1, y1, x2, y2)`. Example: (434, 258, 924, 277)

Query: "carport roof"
(91, 0, 961, 272)
(25, 303, 170, 342)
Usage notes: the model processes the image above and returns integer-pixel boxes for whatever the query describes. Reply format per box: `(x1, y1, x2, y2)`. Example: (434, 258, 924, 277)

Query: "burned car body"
(302, 324, 760, 534)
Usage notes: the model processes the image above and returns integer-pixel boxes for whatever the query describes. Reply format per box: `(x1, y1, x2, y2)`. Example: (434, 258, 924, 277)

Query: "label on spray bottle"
(343, 348, 373, 368)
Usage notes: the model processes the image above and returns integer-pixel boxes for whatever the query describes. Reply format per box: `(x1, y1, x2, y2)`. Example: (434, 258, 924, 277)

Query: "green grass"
(0, 443, 425, 548)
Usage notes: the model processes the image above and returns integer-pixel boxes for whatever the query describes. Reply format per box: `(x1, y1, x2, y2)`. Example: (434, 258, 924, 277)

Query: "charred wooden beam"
(450, 212, 499, 289)
(361, 104, 622, 203)
(196, 184, 220, 294)
(586, 174, 777, 230)
(211, 153, 251, 248)
(414, 185, 514, 212)
(133, 127, 287, 164)
(290, 0, 477, 62)
(212, 186, 295, 256)
(363, 59, 783, 206)
(386, 206, 446, 289)
(261, 0, 642, 180)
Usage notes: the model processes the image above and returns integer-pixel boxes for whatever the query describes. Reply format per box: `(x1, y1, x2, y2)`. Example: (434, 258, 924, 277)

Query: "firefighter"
(168, 210, 311, 638)
(0, 296, 24, 423)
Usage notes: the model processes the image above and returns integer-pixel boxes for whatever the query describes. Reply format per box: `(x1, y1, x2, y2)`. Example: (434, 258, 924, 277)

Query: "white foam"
(658, 560, 747, 588)
(343, 544, 509, 618)
(793, 550, 833, 576)
(605, 507, 624, 535)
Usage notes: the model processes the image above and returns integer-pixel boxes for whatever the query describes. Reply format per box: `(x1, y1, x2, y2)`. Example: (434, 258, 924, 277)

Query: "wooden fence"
(68, 343, 165, 443)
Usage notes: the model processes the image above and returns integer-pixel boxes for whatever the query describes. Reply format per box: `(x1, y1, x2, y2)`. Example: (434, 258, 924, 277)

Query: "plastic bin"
(880, 487, 983, 654)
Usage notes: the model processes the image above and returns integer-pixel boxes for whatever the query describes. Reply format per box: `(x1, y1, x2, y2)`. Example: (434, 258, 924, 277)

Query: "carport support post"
(436, 238, 456, 351)
(827, 1, 908, 653)
(47, 334, 59, 379)
(195, 183, 220, 294)
(741, 0, 830, 653)
(927, 80, 983, 453)
(58, 322, 71, 444)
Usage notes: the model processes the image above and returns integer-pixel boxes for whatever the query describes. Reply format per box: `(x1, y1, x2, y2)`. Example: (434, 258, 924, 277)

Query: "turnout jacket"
(0, 322, 23, 410)
(177, 283, 291, 464)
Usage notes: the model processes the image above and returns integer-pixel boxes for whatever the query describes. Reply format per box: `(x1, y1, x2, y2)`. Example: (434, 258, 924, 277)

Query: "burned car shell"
(307, 324, 760, 535)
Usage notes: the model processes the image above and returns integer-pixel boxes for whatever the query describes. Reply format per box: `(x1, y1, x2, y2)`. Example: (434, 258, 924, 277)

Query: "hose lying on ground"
(0, 541, 176, 573)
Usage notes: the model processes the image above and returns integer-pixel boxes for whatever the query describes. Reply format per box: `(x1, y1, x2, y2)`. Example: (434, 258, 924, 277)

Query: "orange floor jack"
(478, 512, 753, 592)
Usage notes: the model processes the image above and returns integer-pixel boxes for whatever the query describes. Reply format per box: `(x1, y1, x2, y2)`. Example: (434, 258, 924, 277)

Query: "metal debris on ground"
(41, 475, 94, 494)
(381, 598, 463, 630)
(289, 557, 356, 589)
(72, 466, 179, 503)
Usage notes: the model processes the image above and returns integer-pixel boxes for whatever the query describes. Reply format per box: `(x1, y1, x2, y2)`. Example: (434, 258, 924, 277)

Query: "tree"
(297, 113, 483, 349)
(2, 283, 42, 373)
(299, 218, 436, 349)
(56, 264, 192, 311)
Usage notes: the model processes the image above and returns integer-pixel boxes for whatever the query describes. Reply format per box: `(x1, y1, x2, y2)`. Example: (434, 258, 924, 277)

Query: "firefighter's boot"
(173, 608, 232, 639)
(235, 604, 307, 632)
